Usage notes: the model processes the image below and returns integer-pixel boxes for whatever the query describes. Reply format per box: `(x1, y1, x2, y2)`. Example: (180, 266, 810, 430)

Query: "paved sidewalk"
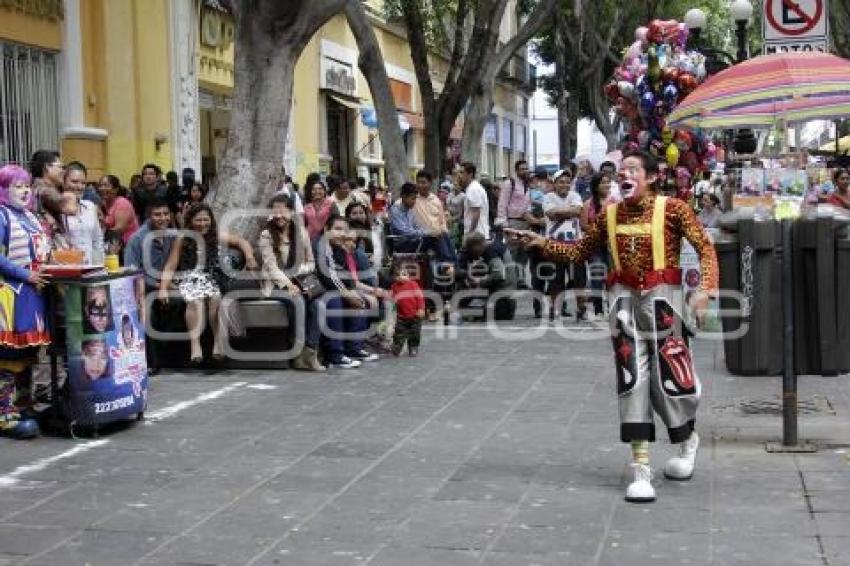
(0, 318, 847, 565)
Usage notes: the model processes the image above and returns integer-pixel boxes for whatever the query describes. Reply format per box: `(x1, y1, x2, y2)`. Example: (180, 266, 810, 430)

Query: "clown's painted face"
(618, 156, 656, 202)
(9, 181, 32, 209)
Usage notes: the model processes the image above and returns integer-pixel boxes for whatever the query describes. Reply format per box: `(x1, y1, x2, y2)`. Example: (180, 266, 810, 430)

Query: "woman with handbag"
(158, 203, 258, 367)
(259, 194, 325, 371)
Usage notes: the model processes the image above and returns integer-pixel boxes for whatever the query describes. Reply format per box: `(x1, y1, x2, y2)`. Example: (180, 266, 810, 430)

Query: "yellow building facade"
(0, 1, 531, 188)
(0, 0, 174, 182)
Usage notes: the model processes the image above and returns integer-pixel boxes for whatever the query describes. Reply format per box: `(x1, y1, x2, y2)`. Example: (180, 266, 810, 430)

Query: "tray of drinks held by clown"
(40, 249, 105, 279)
(42, 264, 106, 278)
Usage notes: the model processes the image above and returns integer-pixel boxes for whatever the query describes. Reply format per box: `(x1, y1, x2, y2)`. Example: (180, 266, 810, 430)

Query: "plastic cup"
(104, 254, 120, 273)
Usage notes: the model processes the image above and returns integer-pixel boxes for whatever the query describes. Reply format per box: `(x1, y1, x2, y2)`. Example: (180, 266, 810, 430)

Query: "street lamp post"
(684, 0, 752, 70)
(730, 0, 754, 63)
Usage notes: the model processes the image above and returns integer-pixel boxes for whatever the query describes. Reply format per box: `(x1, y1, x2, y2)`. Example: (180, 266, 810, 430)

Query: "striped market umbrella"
(668, 52, 850, 131)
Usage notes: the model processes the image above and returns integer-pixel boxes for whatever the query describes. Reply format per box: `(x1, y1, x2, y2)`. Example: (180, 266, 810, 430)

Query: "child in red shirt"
(390, 261, 425, 356)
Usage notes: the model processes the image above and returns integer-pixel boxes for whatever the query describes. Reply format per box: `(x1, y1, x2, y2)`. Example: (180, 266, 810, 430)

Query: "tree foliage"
(832, 0, 850, 58)
(534, 0, 743, 150)
(384, 0, 550, 176)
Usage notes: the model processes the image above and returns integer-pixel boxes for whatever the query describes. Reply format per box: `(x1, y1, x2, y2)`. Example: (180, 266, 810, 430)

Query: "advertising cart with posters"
(47, 271, 147, 431)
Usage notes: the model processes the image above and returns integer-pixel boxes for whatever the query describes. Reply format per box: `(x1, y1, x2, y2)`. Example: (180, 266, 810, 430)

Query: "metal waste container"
(792, 212, 850, 376)
(714, 214, 783, 376)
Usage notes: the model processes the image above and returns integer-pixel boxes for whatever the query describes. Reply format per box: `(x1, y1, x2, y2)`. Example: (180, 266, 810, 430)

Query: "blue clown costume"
(0, 203, 50, 439)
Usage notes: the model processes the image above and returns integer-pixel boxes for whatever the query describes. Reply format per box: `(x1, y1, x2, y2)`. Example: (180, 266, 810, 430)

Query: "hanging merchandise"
(604, 19, 717, 180)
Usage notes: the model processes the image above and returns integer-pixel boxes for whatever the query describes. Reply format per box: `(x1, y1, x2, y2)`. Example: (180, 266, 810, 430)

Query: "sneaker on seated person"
(329, 355, 362, 369)
(348, 349, 378, 362)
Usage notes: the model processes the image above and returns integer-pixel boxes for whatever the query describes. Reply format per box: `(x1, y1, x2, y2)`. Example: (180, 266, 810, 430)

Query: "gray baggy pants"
(609, 283, 701, 444)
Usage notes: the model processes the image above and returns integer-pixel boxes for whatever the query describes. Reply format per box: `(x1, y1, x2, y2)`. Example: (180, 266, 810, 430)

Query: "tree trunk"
(586, 66, 619, 152)
(553, 8, 571, 165)
(212, 31, 297, 236)
(461, 78, 493, 167)
(457, 0, 558, 170)
(211, 1, 346, 236)
(424, 118, 449, 180)
(345, 2, 407, 191)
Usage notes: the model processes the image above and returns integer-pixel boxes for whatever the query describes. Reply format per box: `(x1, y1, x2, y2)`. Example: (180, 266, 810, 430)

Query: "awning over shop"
(326, 92, 361, 110)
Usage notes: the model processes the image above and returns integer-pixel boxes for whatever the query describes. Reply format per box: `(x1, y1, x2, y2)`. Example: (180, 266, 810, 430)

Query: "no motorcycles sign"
(762, 0, 830, 54)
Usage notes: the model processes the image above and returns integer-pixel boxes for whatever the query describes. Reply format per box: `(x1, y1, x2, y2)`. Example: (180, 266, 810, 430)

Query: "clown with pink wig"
(0, 165, 51, 439)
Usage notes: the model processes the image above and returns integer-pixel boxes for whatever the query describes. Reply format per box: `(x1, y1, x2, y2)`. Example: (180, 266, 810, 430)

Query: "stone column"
(58, 0, 108, 144)
(168, 0, 201, 176)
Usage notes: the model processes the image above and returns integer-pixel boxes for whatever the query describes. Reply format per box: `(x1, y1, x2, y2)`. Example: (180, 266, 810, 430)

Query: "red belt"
(607, 268, 682, 291)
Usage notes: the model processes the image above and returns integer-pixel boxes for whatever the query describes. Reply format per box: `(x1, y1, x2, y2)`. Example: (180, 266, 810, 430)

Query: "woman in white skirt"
(159, 203, 257, 366)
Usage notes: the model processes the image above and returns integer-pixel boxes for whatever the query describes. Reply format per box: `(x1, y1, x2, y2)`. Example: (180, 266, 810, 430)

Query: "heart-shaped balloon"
(662, 66, 680, 85)
(678, 72, 698, 94)
(674, 130, 693, 151)
(648, 19, 680, 45)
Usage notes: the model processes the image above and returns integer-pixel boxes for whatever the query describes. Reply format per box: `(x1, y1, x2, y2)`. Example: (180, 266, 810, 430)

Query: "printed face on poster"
(66, 276, 147, 421)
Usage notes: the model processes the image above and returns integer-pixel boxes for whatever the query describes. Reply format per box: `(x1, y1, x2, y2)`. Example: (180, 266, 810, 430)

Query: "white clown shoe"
(664, 431, 699, 481)
(625, 463, 656, 503)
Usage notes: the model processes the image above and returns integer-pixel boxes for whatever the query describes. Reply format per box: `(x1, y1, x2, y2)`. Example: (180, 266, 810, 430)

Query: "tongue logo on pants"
(659, 336, 696, 394)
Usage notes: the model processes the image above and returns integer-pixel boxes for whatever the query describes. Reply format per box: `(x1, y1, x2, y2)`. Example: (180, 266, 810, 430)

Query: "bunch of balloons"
(603, 19, 719, 176)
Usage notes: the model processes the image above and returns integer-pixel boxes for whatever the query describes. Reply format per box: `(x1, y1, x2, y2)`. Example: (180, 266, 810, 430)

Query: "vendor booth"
(45, 268, 147, 434)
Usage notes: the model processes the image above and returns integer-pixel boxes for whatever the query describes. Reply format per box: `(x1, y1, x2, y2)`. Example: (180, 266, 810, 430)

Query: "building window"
(389, 79, 413, 111)
(0, 41, 59, 166)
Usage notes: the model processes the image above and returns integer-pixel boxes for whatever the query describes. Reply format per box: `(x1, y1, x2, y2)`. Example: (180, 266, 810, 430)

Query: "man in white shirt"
(543, 172, 584, 241)
(599, 160, 622, 202)
(542, 169, 587, 320)
(456, 161, 490, 239)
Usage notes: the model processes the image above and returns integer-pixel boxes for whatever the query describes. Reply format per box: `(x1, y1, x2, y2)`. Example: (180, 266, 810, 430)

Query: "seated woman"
(259, 194, 325, 372)
(158, 203, 258, 367)
(315, 215, 386, 369)
(345, 201, 383, 271)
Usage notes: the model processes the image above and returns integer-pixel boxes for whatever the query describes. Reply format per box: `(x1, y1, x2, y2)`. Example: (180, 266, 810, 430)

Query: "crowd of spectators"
(0, 149, 754, 391)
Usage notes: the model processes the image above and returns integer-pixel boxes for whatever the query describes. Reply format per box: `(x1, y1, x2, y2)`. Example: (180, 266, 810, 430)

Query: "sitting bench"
(151, 250, 292, 370)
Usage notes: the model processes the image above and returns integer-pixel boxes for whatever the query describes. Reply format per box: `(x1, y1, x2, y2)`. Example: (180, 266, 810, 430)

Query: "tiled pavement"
(0, 318, 847, 565)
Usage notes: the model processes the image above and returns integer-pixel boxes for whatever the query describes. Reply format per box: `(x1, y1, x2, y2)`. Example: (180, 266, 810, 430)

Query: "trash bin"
(835, 226, 850, 373)
(714, 214, 783, 376)
(793, 212, 850, 376)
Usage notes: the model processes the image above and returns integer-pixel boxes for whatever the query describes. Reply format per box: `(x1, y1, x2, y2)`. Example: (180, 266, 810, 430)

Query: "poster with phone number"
(63, 275, 147, 424)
